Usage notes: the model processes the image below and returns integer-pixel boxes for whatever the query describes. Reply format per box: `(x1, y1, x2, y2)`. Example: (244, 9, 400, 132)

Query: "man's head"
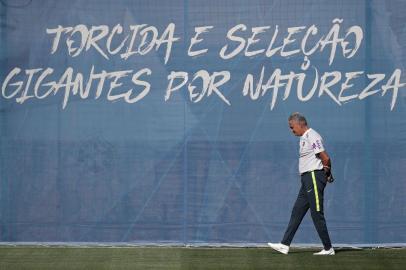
(288, 112, 308, 136)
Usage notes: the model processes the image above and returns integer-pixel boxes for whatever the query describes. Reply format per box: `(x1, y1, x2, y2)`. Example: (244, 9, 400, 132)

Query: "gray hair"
(288, 112, 307, 126)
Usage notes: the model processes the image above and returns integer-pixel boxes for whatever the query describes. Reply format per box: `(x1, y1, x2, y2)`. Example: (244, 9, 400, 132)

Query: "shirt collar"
(301, 128, 311, 138)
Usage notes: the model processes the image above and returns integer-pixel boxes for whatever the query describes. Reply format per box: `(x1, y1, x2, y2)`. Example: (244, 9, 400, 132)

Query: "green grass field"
(0, 246, 405, 270)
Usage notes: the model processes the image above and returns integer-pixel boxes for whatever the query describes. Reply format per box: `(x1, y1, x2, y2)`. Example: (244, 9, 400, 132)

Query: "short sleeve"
(308, 130, 325, 154)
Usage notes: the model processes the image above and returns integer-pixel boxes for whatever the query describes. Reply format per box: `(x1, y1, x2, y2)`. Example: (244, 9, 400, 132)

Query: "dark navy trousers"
(281, 169, 332, 249)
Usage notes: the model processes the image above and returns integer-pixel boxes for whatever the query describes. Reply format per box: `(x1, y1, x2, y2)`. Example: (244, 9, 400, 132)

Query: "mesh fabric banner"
(0, 0, 405, 245)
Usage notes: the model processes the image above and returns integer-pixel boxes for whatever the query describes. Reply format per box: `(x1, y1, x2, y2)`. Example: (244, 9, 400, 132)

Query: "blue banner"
(0, 0, 405, 245)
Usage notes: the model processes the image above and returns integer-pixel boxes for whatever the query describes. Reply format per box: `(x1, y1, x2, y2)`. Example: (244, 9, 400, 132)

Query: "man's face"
(288, 120, 304, 136)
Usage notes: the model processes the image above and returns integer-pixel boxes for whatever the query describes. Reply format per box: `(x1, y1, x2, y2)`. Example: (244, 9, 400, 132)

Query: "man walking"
(268, 112, 335, 255)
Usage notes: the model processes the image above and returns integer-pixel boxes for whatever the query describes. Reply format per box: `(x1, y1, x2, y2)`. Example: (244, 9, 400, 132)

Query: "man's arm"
(316, 151, 334, 183)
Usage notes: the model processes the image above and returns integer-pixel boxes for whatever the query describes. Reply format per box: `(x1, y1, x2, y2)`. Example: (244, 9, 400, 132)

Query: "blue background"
(0, 0, 405, 245)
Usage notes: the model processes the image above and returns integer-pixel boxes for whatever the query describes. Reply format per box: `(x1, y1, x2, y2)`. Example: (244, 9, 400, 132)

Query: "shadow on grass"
(334, 248, 363, 254)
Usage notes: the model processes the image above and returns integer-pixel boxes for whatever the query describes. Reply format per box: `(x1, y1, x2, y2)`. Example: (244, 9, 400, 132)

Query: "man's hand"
(326, 173, 334, 183)
(317, 151, 334, 183)
(323, 166, 334, 183)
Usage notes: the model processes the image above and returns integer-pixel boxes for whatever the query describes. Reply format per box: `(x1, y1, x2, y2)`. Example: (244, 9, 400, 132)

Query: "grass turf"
(0, 246, 405, 270)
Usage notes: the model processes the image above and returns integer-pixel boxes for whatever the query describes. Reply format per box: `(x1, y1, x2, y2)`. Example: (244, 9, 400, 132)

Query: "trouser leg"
(281, 184, 309, 246)
(303, 170, 332, 250)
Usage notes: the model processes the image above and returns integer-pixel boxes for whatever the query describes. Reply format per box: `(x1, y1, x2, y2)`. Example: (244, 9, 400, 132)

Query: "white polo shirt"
(299, 128, 325, 174)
